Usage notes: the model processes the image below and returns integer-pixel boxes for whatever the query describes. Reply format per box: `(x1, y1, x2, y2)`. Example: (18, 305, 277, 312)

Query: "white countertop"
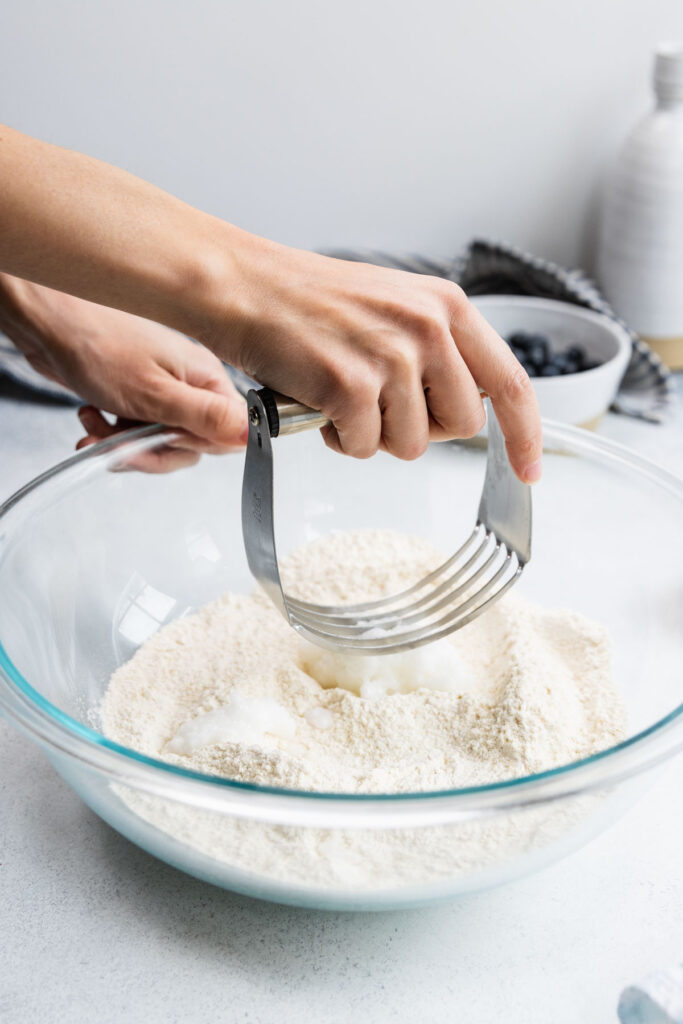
(1, 376, 681, 1024)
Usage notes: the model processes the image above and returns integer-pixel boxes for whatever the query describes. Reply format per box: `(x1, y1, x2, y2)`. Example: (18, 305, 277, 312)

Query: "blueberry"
(528, 333, 551, 348)
(551, 354, 573, 374)
(508, 332, 532, 351)
(526, 342, 549, 368)
(552, 351, 580, 373)
(507, 332, 599, 375)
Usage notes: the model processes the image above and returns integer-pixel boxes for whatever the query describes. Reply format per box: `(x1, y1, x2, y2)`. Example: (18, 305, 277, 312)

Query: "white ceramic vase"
(597, 44, 683, 368)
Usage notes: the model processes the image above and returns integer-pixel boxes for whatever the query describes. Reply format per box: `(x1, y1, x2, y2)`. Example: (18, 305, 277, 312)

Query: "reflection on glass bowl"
(0, 421, 681, 910)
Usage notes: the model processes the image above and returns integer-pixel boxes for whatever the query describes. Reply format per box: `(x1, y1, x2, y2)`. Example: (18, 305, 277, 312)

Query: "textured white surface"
(0, 378, 681, 1023)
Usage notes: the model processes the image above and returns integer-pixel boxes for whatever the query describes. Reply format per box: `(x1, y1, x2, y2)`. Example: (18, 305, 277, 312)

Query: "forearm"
(0, 124, 542, 480)
(0, 124, 249, 346)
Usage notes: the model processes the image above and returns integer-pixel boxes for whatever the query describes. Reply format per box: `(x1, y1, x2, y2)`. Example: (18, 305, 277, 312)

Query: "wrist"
(166, 216, 271, 365)
(0, 273, 49, 354)
(0, 272, 28, 337)
(0, 273, 72, 385)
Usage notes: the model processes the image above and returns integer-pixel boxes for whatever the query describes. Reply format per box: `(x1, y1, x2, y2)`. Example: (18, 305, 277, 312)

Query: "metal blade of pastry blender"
(241, 387, 531, 654)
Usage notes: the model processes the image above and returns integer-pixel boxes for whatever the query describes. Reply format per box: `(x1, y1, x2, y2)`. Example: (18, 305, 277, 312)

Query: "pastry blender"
(241, 388, 531, 654)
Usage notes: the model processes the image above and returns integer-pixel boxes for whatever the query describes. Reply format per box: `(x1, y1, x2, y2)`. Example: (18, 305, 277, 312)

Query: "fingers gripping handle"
(247, 388, 330, 438)
(246, 386, 490, 439)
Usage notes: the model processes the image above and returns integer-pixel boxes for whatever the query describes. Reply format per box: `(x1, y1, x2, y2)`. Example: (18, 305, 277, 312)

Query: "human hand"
(0, 274, 248, 472)
(73, 407, 223, 474)
(201, 242, 542, 483)
(0, 127, 539, 480)
(0, 128, 539, 480)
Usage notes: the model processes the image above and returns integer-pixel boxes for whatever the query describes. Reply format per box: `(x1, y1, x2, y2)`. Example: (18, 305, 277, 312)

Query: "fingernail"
(524, 459, 543, 484)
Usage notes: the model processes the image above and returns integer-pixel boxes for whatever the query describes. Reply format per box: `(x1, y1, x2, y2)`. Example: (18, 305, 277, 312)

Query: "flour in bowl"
(102, 528, 625, 790)
(99, 529, 627, 891)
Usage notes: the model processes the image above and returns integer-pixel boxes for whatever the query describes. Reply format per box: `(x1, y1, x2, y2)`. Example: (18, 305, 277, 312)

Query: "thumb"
(157, 377, 249, 446)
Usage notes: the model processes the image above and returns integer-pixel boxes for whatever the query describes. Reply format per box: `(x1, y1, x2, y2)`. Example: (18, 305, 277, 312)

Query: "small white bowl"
(470, 295, 632, 427)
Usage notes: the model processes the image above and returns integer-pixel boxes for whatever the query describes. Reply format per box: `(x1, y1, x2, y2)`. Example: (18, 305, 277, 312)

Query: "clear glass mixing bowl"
(0, 422, 681, 910)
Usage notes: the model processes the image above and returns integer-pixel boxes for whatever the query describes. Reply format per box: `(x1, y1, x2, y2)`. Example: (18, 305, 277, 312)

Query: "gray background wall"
(2, 0, 682, 269)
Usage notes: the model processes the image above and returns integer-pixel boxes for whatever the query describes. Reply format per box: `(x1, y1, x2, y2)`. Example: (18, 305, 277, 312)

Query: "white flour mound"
(100, 529, 627, 892)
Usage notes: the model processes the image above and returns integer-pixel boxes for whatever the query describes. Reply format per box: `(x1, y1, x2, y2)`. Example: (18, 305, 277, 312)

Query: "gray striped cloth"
(327, 238, 675, 423)
(0, 239, 674, 420)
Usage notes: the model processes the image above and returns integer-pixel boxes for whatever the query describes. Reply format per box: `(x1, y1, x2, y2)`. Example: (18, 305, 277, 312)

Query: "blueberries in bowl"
(507, 332, 600, 378)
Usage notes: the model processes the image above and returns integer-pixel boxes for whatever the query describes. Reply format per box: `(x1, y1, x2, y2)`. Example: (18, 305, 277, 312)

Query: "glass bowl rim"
(0, 421, 681, 824)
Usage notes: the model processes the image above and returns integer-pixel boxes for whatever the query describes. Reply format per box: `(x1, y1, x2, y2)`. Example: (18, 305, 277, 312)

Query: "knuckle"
(439, 280, 467, 314)
(197, 392, 224, 433)
(197, 391, 237, 439)
(319, 423, 341, 452)
(402, 305, 451, 351)
(428, 384, 486, 440)
(384, 340, 421, 379)
(398, 436, 429, 461)
(324, 357, 360, 394)
(419, 316, 450, 352)
(384, 428, 429, 461)
(456, 402, 487, 439)
(507, 434, 540, 461)
(499, 364, 533, 403)
(354, 374, 379, 406)
(348, 443, 378, 460)
(326, 366, 378, 418)
(336, 430, 378, 460)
